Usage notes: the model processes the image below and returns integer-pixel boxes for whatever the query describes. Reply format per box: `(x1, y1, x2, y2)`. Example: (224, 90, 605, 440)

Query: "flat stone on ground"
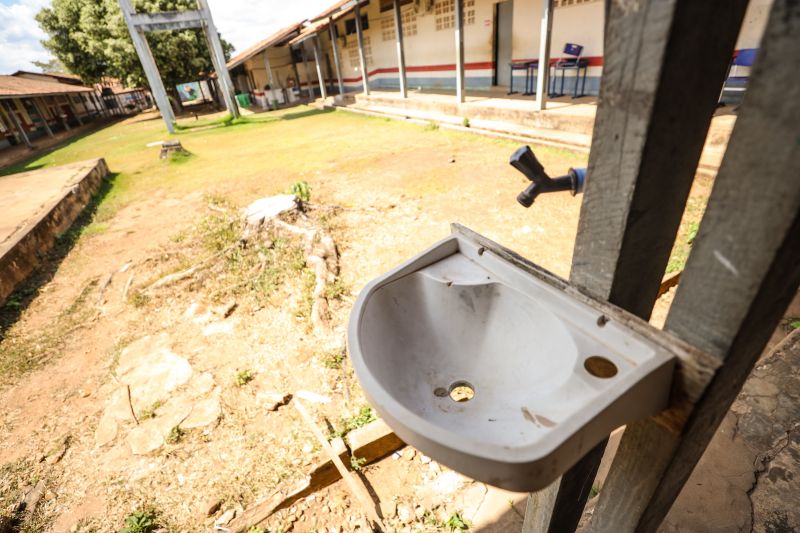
(182, 397, 221, 429)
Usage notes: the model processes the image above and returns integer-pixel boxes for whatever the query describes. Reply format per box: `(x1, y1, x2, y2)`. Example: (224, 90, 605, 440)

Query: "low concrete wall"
(0, 158, 109, 304)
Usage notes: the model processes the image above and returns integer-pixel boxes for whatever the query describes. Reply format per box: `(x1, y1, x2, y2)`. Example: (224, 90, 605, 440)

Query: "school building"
(226, 0, 771, 108)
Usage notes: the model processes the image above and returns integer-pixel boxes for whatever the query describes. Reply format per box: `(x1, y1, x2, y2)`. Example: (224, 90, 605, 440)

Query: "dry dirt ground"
(0, 108, 711, 532)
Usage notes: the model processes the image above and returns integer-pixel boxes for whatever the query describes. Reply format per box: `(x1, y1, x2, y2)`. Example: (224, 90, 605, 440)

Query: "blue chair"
(719, 48, 758, 104)
(550, 43, 589, 99)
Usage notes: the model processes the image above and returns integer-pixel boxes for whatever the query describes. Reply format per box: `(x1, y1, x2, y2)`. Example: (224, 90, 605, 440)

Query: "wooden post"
(31, 98, 54, 138)
(2, 100, 33, 149)
(312, 35, 328, 100)
(533, 0, 553, 112)
(454, 0, 465, 103)
(354, 3, 369, 95)
(393, 0, 407, 98)
(589, 1, 800, 530)
(522, 0, 751, 531)
(329, 17, 345, 96)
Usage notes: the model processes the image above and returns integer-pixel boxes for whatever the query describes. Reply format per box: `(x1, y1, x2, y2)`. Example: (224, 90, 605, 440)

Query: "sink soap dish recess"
(348, 223, 689, 492)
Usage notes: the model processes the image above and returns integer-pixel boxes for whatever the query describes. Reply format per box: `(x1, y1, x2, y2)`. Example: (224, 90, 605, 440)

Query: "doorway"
(494, 0, 514, 88)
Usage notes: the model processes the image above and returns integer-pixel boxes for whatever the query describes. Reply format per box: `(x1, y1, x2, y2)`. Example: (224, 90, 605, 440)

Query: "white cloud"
(206, 0, 333, 54)
(0, 0, 54, 74)
(0, 0, 333, 75)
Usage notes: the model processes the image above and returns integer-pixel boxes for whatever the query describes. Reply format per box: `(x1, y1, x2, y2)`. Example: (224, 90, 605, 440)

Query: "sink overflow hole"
(448, 381, 475, 402)
(584, 356, 618, 378)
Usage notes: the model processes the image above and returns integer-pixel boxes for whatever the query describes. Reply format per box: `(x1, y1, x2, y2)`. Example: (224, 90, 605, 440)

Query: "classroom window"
(381, 8, 418, 41)
(347, 35, 373, 68)
(554, 0, 600, 7)
(434, 0, 475, 31)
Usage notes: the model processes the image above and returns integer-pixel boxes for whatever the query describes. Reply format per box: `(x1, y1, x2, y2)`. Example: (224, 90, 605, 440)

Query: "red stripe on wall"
(339, 57, 603, 83)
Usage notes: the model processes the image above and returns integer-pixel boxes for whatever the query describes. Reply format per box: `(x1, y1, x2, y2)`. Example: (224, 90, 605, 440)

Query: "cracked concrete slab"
(663, 329, 800, 532)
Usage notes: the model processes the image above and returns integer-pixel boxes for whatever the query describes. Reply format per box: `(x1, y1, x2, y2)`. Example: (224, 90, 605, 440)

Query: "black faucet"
(510, 145, 586, 208)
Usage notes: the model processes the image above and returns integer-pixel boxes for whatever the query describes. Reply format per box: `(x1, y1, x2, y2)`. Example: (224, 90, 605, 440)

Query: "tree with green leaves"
(36, 0, 234, 109)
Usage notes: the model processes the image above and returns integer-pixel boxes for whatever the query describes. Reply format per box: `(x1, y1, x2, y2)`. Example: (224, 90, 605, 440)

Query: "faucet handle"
(510, 145, 550, 184)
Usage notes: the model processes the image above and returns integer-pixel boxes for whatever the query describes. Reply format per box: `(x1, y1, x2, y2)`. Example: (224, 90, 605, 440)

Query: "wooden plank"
(293, 400, 384, 529)
(589, 2, 800, 530)
(530, 0, 751, 530)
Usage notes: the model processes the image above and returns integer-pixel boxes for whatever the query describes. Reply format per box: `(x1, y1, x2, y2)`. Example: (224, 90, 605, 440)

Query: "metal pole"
(301, 43, 314, 98)
(290, 45, 302, 99)
(354, 3, 370, 95)
(393, 0, 407, 98)
(329, 18, 345, 95)
(312, 36, 328, 100)
(118, 0, 176, 132)
(196, 0, 240, 118)
(455, 0, 465, 103)
(534, 0, 553, 112)
(31, 98, 54, 137)
(2, 100, 33, 149)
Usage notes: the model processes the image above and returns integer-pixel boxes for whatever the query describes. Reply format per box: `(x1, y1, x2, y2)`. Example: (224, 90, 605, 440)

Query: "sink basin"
(348, 225, 677, 491)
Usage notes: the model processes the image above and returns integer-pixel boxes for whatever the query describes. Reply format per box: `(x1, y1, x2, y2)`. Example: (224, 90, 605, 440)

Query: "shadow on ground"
(0, 173, 118, 340)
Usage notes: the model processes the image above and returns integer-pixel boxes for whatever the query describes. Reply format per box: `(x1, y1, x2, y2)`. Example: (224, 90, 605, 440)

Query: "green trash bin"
(236, 93, 251, 107)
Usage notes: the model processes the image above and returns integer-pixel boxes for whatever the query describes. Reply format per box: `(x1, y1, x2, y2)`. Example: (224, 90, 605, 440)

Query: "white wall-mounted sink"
(348, 225, 677, 491)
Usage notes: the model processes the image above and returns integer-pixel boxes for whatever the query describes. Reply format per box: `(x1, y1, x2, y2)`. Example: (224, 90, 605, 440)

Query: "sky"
(0, 0, 332, 74)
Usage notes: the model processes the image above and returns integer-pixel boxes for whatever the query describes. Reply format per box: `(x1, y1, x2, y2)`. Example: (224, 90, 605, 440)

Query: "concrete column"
(301, 43, 314, 98)
(354, 4, 370, 95)
(66, 94, 84, 126)
(118, 0, 176, 132)
(31, 98, 54, 137)
(534, 0, 553, 112)
(312, 36, 328, 100)
(2, 100, 33, 149)
(455, 0, 465, 103)
(262, 49, 277, 97)
(290, 46, 302, 99)
(329, 18, 345, 96)
(393, 0, 408, 98)
(196, 0, 240, 118)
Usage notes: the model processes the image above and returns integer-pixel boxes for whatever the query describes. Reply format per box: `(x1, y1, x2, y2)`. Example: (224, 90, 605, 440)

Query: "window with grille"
(347, 35, 373, 68)
(380, 8, 418, 41)
(554, 0, 600, 7)
(434, 0, 475, 31)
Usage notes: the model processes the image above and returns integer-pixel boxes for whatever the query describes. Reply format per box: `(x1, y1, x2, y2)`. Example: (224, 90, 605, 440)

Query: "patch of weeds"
(462, 117, 470, 128)
(790, 319, 800, 330)
(2, 285, 38, 311)
(331, 406, 376, 439)
(323, 279, 347, 300)
(290, 180, 311, 203)
(296, 267, 316, 319)
(445, 512, 470, 531)
(170, 229, 188, 243)
(120, 509, 159, 533)
(321, 349, 345, 370)
(167, 149, 193, 165)
(138, 400, 163, 420)
(165, 426, 185, 445)
(425, 121, 440, 131)
(198, 213, 241, 253)
(248, 527, 267, 533)
(685, 220, 700, 245)
(204, 192, 233, 208)
(350, 455, 367, 471)
(235, 369, 254, 387)
(128, 290, 150, 308)
(590, 484, 600, 498)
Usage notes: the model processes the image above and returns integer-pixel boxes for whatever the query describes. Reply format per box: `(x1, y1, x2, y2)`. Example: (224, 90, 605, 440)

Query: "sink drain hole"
(584, 356, 618, 378)
(448, 381, 475, 402)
